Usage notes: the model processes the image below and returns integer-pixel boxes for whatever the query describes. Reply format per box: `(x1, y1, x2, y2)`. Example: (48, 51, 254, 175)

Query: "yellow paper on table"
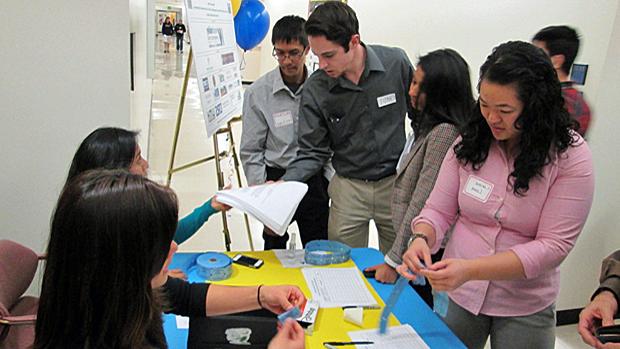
(214, 251, 400, 348)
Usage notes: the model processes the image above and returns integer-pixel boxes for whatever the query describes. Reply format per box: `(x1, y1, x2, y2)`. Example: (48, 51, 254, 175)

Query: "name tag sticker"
(377, 93, 397, 108)
(273, 110, 294, 128)
(463, 175, 494, 203)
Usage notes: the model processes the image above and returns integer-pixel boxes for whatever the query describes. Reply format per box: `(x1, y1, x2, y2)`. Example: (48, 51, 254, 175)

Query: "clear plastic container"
(288, 232, 296, 258)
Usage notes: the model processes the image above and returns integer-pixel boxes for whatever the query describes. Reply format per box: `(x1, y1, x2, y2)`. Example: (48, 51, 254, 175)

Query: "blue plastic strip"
(379, 275, 409, 334)
(379, 264, 427, 334)
(277, 306, 301, 324)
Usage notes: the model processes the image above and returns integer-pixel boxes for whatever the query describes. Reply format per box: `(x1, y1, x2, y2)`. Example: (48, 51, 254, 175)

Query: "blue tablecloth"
(163, 248, 465, 348)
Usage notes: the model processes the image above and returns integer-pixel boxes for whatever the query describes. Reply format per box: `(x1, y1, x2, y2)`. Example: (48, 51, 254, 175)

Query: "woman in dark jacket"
(161, 16, 174, 53)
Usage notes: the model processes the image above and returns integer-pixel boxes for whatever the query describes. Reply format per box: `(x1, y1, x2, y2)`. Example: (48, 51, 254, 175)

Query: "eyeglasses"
(272, 48, 304, 61)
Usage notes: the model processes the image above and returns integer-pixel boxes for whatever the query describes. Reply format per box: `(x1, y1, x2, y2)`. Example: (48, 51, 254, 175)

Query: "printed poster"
(185, 0, 243, 137)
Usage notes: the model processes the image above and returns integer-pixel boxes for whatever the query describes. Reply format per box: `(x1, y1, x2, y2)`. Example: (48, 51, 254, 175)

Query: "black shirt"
(174, 23, 186, 36)
(163, 276, 209, 317)
(162, 22, 174, 36)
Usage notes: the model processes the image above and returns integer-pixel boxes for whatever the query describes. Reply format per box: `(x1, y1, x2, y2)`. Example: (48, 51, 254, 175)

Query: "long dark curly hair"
(454, 41, 579, 195)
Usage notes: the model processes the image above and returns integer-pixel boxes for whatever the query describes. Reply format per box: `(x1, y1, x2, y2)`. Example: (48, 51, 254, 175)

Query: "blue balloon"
(234, 0, 270, 51)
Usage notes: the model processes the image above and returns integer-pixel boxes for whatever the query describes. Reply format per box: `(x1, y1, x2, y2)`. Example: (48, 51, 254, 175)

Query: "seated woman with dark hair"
(35, 170, 305, 349)
(364, 48, 474, 307)
(66, 127, 229, 247)
(398, 41, 594, 348)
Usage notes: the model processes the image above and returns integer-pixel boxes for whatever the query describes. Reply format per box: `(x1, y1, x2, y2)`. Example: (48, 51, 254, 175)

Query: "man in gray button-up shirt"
(282, 2, 414, 254)
(240, 16, 329, 250)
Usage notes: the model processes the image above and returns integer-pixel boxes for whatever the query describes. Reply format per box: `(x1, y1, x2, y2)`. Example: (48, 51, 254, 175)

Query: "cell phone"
(363, 269, 376, 278)
(232, 254, 264, 269)
(596, 324, 620, 343)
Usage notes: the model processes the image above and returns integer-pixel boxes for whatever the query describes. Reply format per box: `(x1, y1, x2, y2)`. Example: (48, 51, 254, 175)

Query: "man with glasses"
(281, 2, 414, 254)
(240, 15, 330, 250)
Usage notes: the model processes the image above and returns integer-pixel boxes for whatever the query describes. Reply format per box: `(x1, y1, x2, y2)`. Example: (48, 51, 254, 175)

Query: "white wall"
(558, 2, 620, 309)
(130, 0, 154, 155)
(147, 0, 157, 78)
(578, 3, 620, 299)
(0, 1, 131, 293)
(252, 0, 620, 310)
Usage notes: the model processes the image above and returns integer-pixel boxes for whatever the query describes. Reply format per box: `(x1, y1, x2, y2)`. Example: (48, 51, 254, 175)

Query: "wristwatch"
(407, 233, 428, 247)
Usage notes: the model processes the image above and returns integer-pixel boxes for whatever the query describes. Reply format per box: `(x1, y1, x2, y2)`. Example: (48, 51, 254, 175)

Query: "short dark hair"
(305, 1, 359, 52)
(66, 127, 138, 184)
(455, 41, 578, 195)
(35, 170, 178, 348)
(412, 48, 474, 138)
(532, 25, 580, 75)
(271, 15, 308, 47)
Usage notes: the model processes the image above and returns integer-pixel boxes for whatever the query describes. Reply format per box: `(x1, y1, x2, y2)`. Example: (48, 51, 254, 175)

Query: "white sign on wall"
(185, 0, 243, 137)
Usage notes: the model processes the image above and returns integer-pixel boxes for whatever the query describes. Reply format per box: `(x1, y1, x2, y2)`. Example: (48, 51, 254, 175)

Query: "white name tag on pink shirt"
(377, 93, 396, 108)
(273, 110, 294, 128)
(463, 175, 494, 203)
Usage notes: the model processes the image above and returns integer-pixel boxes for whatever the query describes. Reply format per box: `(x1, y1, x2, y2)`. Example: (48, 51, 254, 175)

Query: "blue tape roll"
(304, 240, 351, 265)
(196, 252, 232, 281)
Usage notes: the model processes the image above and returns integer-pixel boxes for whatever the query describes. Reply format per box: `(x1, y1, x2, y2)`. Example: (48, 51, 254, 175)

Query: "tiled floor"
(147, 38, 590, 349)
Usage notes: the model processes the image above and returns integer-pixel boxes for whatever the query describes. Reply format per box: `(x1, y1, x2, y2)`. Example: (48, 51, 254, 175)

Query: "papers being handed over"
(216, 181, 308, 236)
(348, 324, 430, 349)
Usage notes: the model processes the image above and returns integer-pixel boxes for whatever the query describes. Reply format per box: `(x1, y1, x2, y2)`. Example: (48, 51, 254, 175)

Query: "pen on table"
(341, 305, 381, 310)
(323, 341, 374, 348)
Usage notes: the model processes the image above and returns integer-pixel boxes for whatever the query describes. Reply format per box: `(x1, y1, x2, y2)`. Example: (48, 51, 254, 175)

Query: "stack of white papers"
(348, 324, 430, 349)
(302, 267, 377, 308)
(216, 182, 308, 236)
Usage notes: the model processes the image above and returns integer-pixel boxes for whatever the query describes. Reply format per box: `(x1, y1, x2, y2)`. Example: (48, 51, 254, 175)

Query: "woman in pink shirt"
(397, 41, 594, 349)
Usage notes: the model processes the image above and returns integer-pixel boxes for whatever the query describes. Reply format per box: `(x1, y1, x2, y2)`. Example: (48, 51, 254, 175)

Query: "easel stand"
(166, 47, 254, 252)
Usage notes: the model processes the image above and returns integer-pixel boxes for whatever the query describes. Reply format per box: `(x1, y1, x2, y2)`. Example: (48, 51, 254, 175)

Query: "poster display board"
(185, 0, 243, 137)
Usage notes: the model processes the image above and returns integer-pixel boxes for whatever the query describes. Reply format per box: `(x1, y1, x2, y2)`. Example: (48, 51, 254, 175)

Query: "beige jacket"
(385, 123, 459, 266)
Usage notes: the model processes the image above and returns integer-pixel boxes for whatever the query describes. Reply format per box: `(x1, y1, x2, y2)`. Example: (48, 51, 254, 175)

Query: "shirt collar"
(364, 43, 386, 74)
(271, 66, 306, 96)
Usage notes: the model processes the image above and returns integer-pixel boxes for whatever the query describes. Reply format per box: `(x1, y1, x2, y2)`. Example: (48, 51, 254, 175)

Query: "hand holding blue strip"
(379, 263, 427, 334)
(277, 306, 301, 324)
